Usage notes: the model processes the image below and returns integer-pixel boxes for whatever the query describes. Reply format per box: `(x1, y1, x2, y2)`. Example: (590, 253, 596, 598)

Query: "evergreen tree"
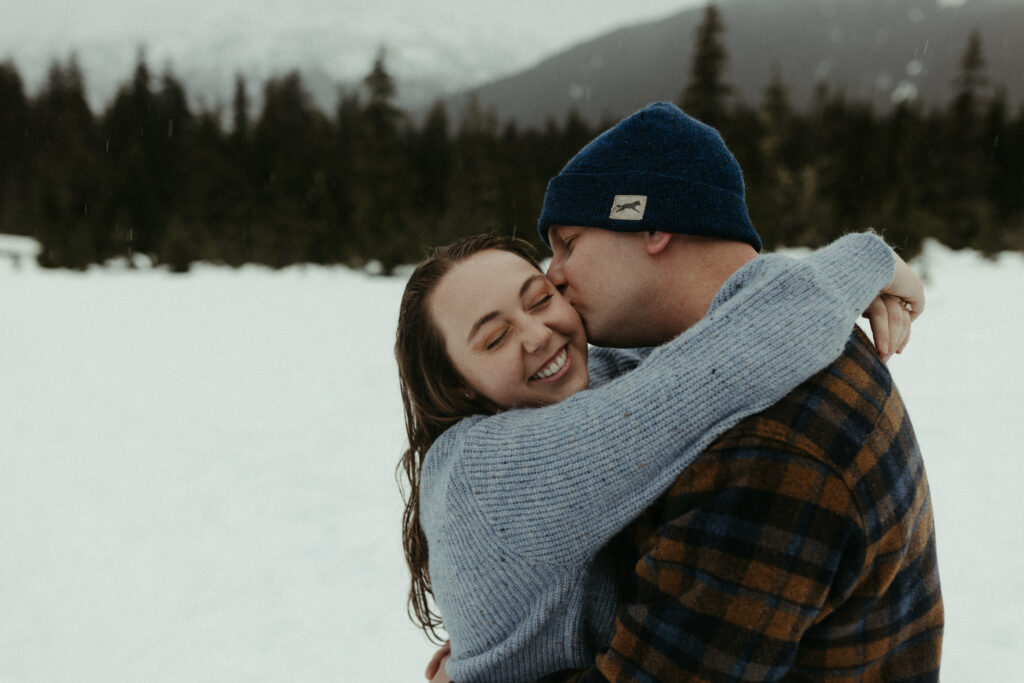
(408, 100, 452, 243)
(499, 120, 549, 249)
(182, 108, 252, 266)
(750, 71, 794, 247)
(32, 57, 102, 268)
(10, 22, 1022, 271)
(443, 94, 504, 243)
(150, 70, 197, 271)
(823, 99, 880, 239)
(994, 101, 1024, 250)
(559, 108, 593, 169)
(680, 3, 732, 128)
(252, 71, 330, 266)
(0, 62, 31, 236)
(231, 74, 250, 143)
(216, 74, 256, 265)
(951, 29, 989, 128)
(975, 88, 1019, 253)
(758, 70, 795, 168)
(877, 100, 929, 257)
(354, 50, 413, 273)
(325, 90, 363, 264)
(101, 51, 164, 263)
(942, 29, 993, 249)
(722, 100, 763, 225)
(754, 71, 831, 247)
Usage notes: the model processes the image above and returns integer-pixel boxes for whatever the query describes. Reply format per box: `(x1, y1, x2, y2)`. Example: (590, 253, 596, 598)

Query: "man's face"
(546, 225, 652, 347)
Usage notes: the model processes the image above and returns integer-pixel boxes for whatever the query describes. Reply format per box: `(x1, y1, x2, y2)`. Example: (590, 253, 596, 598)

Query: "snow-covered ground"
(1, 236, 1022, 681)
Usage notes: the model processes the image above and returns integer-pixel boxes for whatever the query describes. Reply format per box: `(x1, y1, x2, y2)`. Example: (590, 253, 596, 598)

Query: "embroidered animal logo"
(609, 194, 647, 221)
(614, 200, 644, 214)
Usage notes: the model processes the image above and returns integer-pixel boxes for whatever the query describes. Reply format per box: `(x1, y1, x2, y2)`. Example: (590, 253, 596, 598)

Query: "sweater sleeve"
(432, 232, 894, 564)
(585, 346, 656, 387)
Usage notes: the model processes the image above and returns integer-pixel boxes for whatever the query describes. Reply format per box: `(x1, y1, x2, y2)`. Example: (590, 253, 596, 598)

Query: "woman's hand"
(865, 251, 925, 362)
(425, 641, 451, 682)
(882, 252, 925, 321)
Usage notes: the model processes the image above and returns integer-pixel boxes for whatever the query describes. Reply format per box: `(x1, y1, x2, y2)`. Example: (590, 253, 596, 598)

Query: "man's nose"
(546, 257, 566, 288)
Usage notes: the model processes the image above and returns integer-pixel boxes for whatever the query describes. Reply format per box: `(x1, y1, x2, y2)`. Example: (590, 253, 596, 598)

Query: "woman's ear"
(643, 231, 673, 256)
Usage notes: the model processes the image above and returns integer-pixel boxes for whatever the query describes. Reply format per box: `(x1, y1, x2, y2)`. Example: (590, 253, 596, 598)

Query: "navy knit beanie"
(537, 102, 761, 252)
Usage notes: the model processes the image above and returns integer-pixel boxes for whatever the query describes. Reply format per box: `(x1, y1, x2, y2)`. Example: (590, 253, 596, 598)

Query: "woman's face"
(429, 249, 589, 410)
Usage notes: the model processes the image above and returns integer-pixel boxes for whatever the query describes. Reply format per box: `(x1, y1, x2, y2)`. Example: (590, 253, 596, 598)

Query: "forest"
(1, 5, 1021, 273)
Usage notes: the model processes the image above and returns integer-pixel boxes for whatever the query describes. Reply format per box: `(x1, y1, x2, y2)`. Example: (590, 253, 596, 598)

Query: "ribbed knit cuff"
(805, 232, 895, 317)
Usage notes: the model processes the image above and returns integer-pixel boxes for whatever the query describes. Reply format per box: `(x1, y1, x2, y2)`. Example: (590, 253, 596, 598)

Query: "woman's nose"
(521, 316, 552, 353)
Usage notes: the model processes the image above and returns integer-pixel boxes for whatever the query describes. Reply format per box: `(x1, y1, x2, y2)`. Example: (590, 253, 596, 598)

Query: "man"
(537, 103, 943, 681)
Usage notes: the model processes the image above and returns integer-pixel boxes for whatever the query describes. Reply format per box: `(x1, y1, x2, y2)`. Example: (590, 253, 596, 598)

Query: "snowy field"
(2, 236, 1022, 681)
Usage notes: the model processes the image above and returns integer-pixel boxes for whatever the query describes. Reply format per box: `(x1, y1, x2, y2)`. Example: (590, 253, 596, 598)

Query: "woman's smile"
(530, 346, 570, 382)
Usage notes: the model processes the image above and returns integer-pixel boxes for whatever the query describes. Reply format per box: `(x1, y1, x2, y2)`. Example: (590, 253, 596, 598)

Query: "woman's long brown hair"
(395, 233, 542, 643)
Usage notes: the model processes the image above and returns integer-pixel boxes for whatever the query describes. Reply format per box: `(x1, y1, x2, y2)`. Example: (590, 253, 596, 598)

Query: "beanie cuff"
(538, 171, 762, 252)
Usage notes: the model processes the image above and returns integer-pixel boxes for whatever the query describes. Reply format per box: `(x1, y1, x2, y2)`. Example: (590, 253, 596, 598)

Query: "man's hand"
(425, 641, 451, 682)
(866, 252, 925, 362)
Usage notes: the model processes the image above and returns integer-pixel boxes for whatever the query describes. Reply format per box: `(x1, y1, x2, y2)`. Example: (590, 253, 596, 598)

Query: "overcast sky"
(3, 0, 701, 47)
(1, 0, 708, 105)
(2, 0, 978, 110)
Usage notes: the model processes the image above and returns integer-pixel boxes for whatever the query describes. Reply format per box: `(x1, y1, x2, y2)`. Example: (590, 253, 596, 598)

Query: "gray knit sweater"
(420, 233, 895, 682)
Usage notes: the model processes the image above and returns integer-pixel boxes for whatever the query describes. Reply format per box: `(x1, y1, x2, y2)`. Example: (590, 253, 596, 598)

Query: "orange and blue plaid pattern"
(575, 330, 943, 682)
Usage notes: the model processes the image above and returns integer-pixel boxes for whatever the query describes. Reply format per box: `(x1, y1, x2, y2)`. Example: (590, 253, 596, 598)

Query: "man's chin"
(584, 329, 617, 348)
(580, 317, 608, 343)
(586, 327, 636, 349)
(581, 315, 632, 348)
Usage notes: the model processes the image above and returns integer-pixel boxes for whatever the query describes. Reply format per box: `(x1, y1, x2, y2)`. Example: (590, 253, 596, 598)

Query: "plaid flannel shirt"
(569, 329, 943, 682)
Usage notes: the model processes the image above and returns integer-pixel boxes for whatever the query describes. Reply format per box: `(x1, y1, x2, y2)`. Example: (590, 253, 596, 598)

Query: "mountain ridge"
(441, 0, 1024, 128)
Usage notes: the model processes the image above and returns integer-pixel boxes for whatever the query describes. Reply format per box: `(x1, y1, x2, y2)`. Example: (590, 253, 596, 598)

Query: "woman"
(396, 232, 920, 682)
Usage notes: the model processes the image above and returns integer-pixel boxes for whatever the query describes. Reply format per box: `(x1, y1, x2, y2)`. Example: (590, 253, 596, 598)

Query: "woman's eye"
(486, 330, 508, 350)
(531, 294, 553, 309)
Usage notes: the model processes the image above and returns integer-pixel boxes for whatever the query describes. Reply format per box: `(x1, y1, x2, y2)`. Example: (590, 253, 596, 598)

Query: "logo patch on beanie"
(610, 195, 647, 221)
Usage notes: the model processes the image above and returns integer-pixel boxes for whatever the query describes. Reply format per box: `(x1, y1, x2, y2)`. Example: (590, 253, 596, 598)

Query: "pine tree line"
(1, 12, 1022, 273)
